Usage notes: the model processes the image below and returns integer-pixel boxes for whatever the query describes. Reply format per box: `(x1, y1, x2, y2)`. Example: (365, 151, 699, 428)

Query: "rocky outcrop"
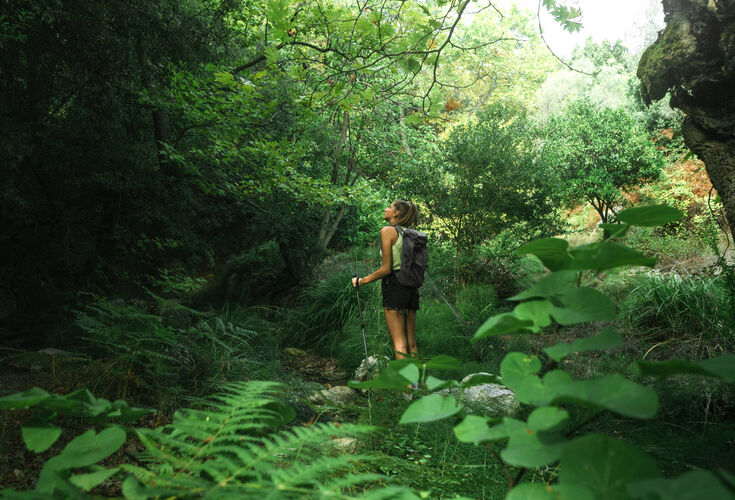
(308, 385, 356, 405)
(281, 348, 347, 381)
(438, 373, 520, 417)
(458, 373, 520, 417)
(638, 0, 735, 232)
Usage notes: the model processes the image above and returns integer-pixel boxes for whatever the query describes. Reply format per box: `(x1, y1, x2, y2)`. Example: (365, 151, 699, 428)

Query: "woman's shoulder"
(380, 225, 399, 240)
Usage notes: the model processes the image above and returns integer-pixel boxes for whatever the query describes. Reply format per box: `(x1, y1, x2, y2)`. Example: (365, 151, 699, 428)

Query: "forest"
(1, 0, 734, 498)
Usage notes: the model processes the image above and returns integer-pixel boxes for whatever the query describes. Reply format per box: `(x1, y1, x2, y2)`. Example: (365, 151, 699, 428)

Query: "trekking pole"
(353, 274, 373, 424)
(353, 275, 369, 361)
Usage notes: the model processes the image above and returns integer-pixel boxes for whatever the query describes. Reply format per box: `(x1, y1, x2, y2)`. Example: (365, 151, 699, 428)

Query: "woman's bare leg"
(384, 308, 409, 359)
(405, 309, 417, 356)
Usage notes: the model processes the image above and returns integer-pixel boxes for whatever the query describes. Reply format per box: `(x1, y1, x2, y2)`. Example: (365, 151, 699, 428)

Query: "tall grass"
(282, 247, 379, 352)
(621, 273, 735, 353)
(73, 296, 277, 405)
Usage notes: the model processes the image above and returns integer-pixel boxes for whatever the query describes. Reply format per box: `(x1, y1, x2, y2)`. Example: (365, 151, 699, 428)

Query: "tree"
(426, 102, 562, 273)
(541, 100, 665, 229)
(637, 0, 735, 234)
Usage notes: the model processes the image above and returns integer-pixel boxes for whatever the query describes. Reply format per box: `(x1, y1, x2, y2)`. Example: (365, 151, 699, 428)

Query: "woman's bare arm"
(354, 226, 396, 286)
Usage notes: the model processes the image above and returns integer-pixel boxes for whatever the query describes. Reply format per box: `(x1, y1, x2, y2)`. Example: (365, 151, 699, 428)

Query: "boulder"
(308, 385, 356, 405)
(281, 348, 347, 381)
(329, 437, 358, 454)
(459, 373, 520, 417)
(440, 373, 520, 417)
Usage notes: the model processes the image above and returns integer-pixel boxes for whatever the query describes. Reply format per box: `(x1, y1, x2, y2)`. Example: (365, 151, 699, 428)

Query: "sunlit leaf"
(21, 421, 62, 453)
(509, 271, 577, 301)
(549, 288, 617, 325)
(559, 434, 661, 498)
(399, 394, 461, 424)
(628, 469, 734, 500)
(473, 313, 534, 340)
(513, 300, 552, 331)
(424, 354, 460, 370)
(598, 223, 629, 237)
(517, 238, 571, 271)
(617, 205, 684, 227)
(634, 355, 735, 383)
(568, 241, 656, 271)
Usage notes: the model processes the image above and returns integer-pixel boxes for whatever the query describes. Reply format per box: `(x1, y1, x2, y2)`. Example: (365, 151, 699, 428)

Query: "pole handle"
(353, 273, 360, 288)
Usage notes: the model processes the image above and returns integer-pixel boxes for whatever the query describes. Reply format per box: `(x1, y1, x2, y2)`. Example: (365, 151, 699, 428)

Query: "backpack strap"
(394, 225, 404, 237)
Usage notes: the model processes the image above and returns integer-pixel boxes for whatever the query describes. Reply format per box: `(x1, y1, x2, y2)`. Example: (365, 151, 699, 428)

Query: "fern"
(121, 381, 400, 499)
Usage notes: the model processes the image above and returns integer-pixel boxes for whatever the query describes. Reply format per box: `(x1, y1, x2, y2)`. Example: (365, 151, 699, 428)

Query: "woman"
(352, 200, 419, 360)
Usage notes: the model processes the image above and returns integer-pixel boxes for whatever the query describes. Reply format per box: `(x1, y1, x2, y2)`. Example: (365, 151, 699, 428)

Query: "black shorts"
(381, 273, 420, 310)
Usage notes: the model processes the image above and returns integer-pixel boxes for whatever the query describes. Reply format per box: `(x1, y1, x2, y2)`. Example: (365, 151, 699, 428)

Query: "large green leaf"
(399, 394, 461, 424)
(424, 355, 460, 370)
(453, 415, 496, 444)
(513, 300, 552, 332)
(21, 421, 63, 453)
(517, 238, 571, 271)
(544, 329, 623, 362)
(36, 427, 127, 493)
(500, 355, 658, 418)
(628, 470, 734, 500)
(617, 205, 684, 227)
(500, 353, 545, 404)
(634, 355, 735, 383)
(0, 387, 50, 409)
(509, 271, 577, 301)
(398, 364, 420, 385)
(559, 434, 661, 499)
(550, 288, 617, 325)
(498, 407, 570, 467)
(568, 241, 656, 271)
(69, 467, 119, 492)
(0, 387, 152, 423)
(598, 223, 629, 238)
(349, 365, 411, 390)
(425, 375, 457, 392)
(542, 371, 659, 419)
(473, 313, 534, 340)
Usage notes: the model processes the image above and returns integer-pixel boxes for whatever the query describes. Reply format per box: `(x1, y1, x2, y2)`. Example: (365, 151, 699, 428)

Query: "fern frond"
(124, 381, 410, 498)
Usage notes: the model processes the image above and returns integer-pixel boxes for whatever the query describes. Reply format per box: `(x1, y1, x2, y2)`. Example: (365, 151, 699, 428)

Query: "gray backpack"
(394, 225, 428, 288)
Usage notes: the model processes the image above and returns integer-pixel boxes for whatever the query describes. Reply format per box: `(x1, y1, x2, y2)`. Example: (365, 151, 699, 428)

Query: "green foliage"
(427, 102, 563, 280)
(541, 100, 666, 225)
(122, 381, 387, 498)
(0, 382, 419, 499)
(73, 295, 271, 403)
(0, 387, 150, 453)
(621, 273, 735, 347)
(355, 205, 734, 498)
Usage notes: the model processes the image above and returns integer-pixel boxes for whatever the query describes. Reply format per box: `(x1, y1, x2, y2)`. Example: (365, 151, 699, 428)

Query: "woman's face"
(383, 202, 398, 221)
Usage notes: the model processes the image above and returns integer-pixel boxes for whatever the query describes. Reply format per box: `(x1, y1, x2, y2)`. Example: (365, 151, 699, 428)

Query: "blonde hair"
(393, 200, 419, 227)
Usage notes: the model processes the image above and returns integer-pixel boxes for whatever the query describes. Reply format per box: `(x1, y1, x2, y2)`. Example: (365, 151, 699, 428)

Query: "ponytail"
(393, 199, 419, 227)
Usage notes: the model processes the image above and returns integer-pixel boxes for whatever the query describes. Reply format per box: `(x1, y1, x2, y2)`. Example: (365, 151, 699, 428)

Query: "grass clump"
(621, 272, 735, 353)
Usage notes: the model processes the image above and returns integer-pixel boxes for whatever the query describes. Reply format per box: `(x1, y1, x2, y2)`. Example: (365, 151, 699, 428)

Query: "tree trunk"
(318, 111, 350, 248)
(137, 38, 171, 174)
(637, 0, 735, 234)
(683, 119, 735, 233)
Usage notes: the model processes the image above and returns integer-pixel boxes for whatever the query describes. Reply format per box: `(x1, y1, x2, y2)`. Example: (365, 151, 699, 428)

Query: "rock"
(353, 355, 391, 381)
(458, 373, 520, 417)
(281, 348, 347, 381)
(308, 385, 355, 405)
(329, 437, 358, 454)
